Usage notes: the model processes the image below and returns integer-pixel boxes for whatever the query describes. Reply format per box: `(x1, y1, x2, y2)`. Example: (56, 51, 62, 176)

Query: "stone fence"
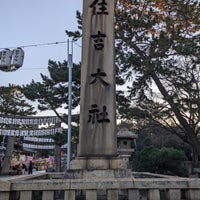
(1, 172, 200, 200)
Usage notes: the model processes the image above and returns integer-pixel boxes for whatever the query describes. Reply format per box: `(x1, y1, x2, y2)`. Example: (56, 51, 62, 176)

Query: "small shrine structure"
(117, 128, 138, 168)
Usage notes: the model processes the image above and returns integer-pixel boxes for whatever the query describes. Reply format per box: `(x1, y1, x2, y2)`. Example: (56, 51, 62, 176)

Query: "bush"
(133, 147, 188, 177)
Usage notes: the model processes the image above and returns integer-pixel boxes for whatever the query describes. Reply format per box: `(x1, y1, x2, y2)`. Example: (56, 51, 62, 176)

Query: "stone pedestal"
(64, 168, 132, 179)
(70, 156, 128, 170)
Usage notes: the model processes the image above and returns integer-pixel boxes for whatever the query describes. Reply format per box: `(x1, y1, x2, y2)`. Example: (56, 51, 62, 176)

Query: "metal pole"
(67, 40, 73, 170)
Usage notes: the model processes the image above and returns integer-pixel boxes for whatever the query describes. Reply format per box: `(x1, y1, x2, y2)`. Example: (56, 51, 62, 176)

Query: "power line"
(0, 40, 82, 50)
(20, 67, 48, 70)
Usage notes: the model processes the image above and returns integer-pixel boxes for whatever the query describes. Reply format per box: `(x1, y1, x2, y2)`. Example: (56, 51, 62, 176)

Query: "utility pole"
(67, 40, 73, 170)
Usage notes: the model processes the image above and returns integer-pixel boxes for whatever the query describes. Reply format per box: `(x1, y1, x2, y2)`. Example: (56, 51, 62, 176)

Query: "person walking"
(22, 163, 27, 174)
(28, 160, 33, 174)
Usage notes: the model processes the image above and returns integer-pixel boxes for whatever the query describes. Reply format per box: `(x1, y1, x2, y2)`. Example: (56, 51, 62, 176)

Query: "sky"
(0, 0, 82, 87)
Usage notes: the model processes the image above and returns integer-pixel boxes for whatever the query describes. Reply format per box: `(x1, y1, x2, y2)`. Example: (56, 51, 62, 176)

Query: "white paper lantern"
(0, 49, 12, 67)
(12, 48, 24, 68)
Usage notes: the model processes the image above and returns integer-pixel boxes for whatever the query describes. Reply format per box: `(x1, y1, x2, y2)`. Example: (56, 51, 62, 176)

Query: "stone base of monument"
(64, 168, 132, 179)
(70, 156, 128, 170)
(64, 156, 132, 179)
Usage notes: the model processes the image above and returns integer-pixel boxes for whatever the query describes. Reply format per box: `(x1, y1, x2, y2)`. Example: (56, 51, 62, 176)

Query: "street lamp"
(67, 40, 73, 170)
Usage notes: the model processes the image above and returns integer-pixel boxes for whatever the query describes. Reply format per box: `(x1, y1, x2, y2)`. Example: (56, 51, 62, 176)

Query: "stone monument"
(70, 0, 127, 171)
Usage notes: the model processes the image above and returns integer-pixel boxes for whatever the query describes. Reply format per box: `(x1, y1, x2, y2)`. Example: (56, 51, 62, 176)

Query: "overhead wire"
(0, 40, 81, 71)
(20, 67, 48, 71)
(0, 40, 81, 50)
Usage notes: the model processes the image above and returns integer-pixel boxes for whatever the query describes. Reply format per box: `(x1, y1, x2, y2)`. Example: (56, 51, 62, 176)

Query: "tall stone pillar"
(79, 0, 117, 157)
(71, 0, 126, 170)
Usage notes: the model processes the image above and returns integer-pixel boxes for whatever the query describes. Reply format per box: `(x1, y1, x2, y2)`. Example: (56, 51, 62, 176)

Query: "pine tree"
(21, 60, 80, 124)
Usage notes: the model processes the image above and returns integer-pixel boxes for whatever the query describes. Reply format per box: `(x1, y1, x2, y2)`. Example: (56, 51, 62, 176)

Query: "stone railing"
(1, 172, 200, 200)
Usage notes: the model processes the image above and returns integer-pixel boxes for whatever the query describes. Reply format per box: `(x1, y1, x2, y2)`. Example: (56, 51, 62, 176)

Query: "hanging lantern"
(0, 47, 24, 72)
(12, 47, 24, 68)
(0, 48, 12, 68)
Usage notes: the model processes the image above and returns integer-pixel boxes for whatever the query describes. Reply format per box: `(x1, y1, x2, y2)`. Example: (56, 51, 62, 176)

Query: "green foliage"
(115, 0, 200, 99)
(70, 125, 79, 144)
(65, 11, 82, 41)
(21, 60, 80, 124)
(51, 132, 66, 146)
(0, 84, 36, 116)
(133, 147, 188, 177)
(49, 126, 79, 147)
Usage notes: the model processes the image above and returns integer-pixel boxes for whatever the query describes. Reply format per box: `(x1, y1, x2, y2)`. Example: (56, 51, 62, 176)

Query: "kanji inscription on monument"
(79, 0, 117, 157)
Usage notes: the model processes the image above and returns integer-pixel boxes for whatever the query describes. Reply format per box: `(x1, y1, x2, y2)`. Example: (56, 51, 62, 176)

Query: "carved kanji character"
(97, 105, 110, 123)
(88, 104, 99, 124)
(91, 31, 106, 50)
(90, 68, 109, 86)
(89, 0, 108, 15)
(88, 105, 110, 124)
